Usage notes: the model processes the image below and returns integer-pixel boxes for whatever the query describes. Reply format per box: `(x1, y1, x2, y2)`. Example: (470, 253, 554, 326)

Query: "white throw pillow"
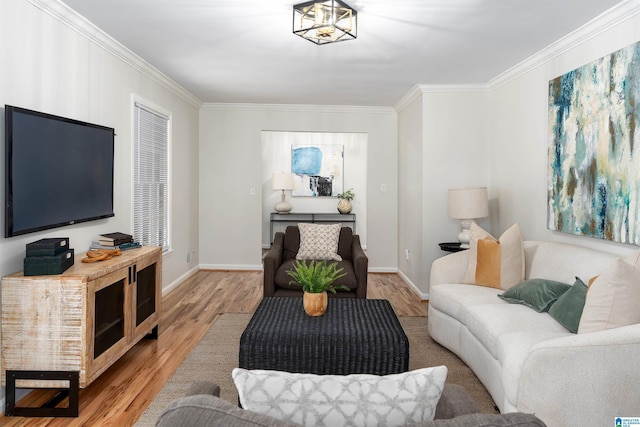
(296, 223, 342, 261)
(232, 367, 448, 427)
(578, 258, 640, 334)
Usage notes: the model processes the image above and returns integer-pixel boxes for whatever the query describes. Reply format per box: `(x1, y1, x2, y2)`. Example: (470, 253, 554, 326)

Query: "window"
(133, 101, 170, 251)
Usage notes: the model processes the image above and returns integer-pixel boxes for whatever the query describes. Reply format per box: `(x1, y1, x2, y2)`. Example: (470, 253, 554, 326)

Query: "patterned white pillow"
(232, 367, 448, 427)
(296, 223, 342, 261)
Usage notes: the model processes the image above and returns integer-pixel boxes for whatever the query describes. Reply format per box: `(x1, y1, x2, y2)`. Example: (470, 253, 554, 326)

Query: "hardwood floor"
(1, 271, 426, 426)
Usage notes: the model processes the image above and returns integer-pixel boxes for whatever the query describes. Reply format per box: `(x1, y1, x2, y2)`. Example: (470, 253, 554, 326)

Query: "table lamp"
(272, 173, 294, 213)
(448, 187, 489, 248)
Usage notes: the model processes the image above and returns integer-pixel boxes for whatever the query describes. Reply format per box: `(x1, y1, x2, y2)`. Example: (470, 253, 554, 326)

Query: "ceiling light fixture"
(293, 0, 357, 45)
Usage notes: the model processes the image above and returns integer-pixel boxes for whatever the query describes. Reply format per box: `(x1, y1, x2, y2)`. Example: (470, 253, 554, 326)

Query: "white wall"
(396, 3, 640, 297)
(397, 94, 423, 293)
(422, 89, 491, 293)
(488, 2, 640, 258)
(0, 2, 200, 296)
(199, 104, 397, 271)
(261, 131, 368, 248)
(0, 0, 200, 409)
(397, 88, 490, 297)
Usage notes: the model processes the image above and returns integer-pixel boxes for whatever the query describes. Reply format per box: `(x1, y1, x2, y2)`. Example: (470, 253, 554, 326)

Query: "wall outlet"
(250, 188, 256, 196)
(404, 249, 410, 261)
(186, 251, 192, 263)
(380, 183, 387, 192)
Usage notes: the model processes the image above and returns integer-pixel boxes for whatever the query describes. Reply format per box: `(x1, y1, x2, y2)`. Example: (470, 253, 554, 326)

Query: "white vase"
(337, 199, 352, 214)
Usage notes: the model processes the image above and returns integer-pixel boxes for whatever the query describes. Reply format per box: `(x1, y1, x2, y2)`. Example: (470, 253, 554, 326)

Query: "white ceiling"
(61, 0, 625, 106)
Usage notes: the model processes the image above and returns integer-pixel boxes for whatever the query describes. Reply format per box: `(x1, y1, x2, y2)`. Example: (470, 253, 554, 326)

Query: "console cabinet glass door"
(94, 279, 125, 358)
(88, 268, 131, 383)
(131, 255, 160, 341)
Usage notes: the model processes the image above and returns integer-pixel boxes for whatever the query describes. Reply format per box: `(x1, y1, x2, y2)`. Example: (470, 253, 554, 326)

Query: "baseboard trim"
(367, 267, 398, 273)
(160, 265, 428, 300)
(397, 270, 429, 300)
(162, 266, 200, 296)
(199, 264, 263, 271)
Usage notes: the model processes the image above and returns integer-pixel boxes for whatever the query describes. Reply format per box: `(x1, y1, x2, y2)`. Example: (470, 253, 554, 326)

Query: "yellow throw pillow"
(462, 223, 525, 290)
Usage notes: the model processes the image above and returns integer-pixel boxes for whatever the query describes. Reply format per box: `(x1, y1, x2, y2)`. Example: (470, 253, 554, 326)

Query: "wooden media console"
(1, 246, 162, 416)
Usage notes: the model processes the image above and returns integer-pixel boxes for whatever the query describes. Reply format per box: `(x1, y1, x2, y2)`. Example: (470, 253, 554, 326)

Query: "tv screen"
(5, 105, 115, 237)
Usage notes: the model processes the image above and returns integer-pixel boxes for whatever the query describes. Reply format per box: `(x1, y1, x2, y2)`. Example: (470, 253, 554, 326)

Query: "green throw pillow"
(548, 277, 588, 333)
(498, 278, 571, 312)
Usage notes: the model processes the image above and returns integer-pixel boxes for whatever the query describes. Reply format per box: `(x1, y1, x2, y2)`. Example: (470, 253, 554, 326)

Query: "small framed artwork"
(291, 142, 344, 197)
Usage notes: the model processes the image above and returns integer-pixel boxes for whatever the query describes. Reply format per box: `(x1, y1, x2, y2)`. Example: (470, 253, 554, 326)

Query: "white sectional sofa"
(428, 240, 640, 427)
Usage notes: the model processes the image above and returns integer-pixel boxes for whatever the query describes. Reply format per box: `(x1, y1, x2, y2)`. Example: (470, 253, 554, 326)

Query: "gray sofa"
(156, 382, 546, 426)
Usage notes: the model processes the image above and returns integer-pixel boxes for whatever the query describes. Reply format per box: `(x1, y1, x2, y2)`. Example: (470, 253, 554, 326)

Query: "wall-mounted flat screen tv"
(5, 105, 115, 237)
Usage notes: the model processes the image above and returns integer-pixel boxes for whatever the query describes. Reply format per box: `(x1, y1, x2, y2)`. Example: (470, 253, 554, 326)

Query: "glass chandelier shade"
(293, 0, 357, 45)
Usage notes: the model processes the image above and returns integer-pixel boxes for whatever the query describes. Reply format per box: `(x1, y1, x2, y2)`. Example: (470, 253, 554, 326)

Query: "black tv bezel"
(4, 105, 116, 238)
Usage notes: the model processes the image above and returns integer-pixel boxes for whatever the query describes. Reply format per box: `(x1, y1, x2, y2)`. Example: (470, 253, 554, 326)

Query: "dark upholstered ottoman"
(239, 297, 409, 375)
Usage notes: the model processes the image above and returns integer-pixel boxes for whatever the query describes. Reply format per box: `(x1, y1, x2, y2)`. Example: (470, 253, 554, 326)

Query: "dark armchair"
(263, 226, 368, 298)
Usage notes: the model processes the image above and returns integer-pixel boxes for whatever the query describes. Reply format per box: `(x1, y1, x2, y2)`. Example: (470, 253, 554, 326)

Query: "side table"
(439, 242, 467, 253)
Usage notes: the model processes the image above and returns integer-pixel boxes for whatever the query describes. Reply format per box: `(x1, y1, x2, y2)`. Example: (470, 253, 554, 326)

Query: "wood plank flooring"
(1, 271, 427, 426)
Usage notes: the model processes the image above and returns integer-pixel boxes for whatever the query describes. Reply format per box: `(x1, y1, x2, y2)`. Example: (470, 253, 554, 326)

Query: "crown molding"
(394, 85, 423, 112)
(201, 102, 396, 115)
(395, 84, 489, 112)
(396, 1, 640, 107)
(29, 0, 202, 108)
(488, 0, 640, 90)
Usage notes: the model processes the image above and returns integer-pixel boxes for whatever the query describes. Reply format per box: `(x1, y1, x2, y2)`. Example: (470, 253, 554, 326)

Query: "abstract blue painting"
(291, 143, 343, 197)
(548, 41, 640, 244)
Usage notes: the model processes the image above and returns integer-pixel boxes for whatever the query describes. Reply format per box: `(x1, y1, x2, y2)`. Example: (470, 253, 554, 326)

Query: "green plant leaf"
(287, 260, 348, 293)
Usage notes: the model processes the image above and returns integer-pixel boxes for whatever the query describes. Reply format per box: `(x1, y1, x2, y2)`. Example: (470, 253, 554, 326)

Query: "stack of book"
(91, 232, 141, 251)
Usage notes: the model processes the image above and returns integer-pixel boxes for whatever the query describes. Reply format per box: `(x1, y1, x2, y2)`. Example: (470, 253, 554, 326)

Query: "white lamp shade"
(448, 187, 489, 219)
(272, 173, 293, 190)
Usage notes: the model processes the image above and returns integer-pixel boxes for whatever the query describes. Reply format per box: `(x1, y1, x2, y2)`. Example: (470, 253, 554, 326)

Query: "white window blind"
(133, 102, 169, 251)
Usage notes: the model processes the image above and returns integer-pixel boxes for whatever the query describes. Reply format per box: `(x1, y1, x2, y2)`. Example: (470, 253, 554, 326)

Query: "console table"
(270, 212, 356, 244)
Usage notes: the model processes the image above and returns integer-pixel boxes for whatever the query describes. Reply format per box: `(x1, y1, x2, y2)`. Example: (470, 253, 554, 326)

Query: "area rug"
(135, 314, 497, 426)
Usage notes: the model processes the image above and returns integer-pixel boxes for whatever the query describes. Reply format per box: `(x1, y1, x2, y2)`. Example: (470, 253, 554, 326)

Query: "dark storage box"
(25, 238, 70, 257)
(24, 249, 75, 276)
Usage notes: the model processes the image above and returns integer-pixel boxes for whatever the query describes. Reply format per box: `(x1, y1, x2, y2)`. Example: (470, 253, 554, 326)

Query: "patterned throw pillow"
(232, 367, 448, 427)
(296, 223, 342, 261)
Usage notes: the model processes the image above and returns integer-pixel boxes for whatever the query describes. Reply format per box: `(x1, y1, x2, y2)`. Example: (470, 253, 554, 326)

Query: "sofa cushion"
(547, 277, 588, 333)
(465, 304, 569, 359)
(283, 226, 301, 260)
(275, 259, 358, 290)
(497, 279, 571, 312)
(578, 258, 640, 334)
(232, 367, 448, 427)
(497, 331, 570, 406)
(296, 223, 342, 261)
(409, 412, 547, 427)
(337, 226, 353, 260)
(429, 284, 504, 325)
(157, 393, 300, 427)
(463, 223, 525, 290)
(524, 241, 617, 285)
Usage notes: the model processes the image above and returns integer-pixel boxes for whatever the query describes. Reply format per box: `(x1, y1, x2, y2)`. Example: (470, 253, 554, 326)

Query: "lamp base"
(457, 219, 476, 249)
(274, 189, 292, 213)
(274, 201, 292, 213)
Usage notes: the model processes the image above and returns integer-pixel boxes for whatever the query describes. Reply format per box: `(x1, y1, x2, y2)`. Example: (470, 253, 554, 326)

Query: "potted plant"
(287, 260, 349, 316)
(336, 188, 355, 214)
